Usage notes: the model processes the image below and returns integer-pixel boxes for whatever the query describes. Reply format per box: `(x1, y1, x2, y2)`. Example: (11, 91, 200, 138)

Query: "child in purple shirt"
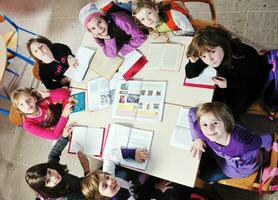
(79, 3, 146, 58)
(189, 102, 272, 182)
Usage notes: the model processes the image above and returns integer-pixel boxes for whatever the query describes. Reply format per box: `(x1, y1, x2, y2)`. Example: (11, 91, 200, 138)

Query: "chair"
(32, 61, 41, 80)
(9, 105, 23, 126)
(218, 132, 278, 193)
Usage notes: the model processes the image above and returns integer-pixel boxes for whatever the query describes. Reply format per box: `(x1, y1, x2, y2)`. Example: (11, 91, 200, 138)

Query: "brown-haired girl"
(185, 27, 271, 118)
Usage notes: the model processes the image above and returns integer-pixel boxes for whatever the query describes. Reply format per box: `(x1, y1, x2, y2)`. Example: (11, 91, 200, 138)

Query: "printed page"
(170, 108, 193, 151)
(118, 50, 142, 75)
(112, 80, 142, 120)
(147, 43, 183, 71)
(85, 127, 105, 156)
(69, 126, 87, 154)
(120, 128, 153, 170)
(184, 66, 216, 88)
(102, 124, 131, 160)
(87, 77, 111, 111)
(90, 48, 123, 80)
(136, 81, 167, 121)
(64, 46, 96, 82)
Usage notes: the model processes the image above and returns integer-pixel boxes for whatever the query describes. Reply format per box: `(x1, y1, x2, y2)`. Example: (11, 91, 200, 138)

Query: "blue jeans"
(199, 146, 230, 182)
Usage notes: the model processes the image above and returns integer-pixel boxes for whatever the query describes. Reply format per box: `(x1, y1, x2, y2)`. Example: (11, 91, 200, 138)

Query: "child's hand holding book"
(135, 148, 149, 163)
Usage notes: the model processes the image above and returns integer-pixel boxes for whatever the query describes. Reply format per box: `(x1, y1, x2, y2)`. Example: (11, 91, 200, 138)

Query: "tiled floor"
(0, 0, 277, 199)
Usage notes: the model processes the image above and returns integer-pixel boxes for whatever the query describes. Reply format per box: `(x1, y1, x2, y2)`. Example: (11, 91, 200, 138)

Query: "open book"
(117, 50, 148, 80)
(170, 107, 193, 151)
(102, 123, 154, 170)
(64, 46, 96, 82)
(87, 73, 122, 111)
(68, 126, 105, 156)
(89, 48, 124, 80)
(112, 80, 167, 121)
(145, 43, 185, 71)
(184, 66, 216, 89)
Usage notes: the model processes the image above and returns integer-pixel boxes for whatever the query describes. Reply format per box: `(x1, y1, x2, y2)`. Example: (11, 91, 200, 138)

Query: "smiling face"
(87, 16, 108, 38)
(200, 46, 225, 67)
(30, 41, 53, 62)
(16, 94, 37, 114)
(45, 168, 62, 188)
(98, 174, 120, 198)
(199, 112, 228, 143)
(134, 7, 160, 29)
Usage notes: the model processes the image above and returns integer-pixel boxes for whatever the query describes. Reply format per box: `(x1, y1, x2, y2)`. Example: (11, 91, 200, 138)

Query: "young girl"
(132, 0, 194, 42)
(189, 101, 273, 182)
(26, 125, 89, 200)
(11, 87, 73, 140)
(79, 3, 146, 58)
(185, 27, 271, 118)
(27, 36, 78, 90)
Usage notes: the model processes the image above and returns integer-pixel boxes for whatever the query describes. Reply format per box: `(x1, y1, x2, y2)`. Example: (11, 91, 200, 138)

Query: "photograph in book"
(146, 43, 185, 71)
(68, 126, 105, 156)
(170, 108, 193, 151)
(71, 92, 85, 113)
(87, 73, 122, 111)
(102, 124, 154, 170)
(64, 46, 96, 82)
(112, 80, 167, 121)
(184, 66, 216, 89)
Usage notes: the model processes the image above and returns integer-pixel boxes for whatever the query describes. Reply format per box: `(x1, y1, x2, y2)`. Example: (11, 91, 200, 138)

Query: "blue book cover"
(72, 92, 85, 113)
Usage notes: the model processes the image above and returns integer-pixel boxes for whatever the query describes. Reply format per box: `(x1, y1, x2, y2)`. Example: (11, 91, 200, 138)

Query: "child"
(27, 36, 78, 90)
(25, 125, 89, 199)
(132, 0, 194, 42)
(189, 101, 273, 182)
(11, 87, 73, 140)
(185, 27, 271, 118)
(79, 3, 146, 58)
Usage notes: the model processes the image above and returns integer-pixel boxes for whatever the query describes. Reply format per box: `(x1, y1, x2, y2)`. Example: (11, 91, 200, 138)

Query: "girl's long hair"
(27, 35, 53, 62)
(25, 162, 79, 199)
(187, 27, 244, 69)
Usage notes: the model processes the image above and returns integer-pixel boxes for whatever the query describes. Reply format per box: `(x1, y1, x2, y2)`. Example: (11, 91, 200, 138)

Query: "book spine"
(123, 56, 148, 81)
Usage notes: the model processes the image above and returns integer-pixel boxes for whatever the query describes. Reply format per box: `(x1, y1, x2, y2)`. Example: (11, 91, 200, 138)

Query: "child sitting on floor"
(11, 87, 73, 140)
(132, 0, 194, 42)
(189, 101, 273, 182)
(79, 3, 146, 58)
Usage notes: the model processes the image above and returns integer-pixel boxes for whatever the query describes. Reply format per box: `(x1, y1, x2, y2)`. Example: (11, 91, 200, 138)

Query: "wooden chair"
(32, 61, 41, 80)
(9, 105, 23, 126)
(218, 132, 278, 192)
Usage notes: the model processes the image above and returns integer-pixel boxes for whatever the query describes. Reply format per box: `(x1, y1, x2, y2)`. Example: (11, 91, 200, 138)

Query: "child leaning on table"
(27, 35, 79, 90)
(79, 3, 146, 58)
(132, 0, 195, 42)
(11, 87, 74, 140)
(189, 101, 273, 182)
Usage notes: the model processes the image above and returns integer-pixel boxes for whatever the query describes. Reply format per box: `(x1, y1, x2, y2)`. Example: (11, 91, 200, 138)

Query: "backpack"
(262, 49, 278, 120)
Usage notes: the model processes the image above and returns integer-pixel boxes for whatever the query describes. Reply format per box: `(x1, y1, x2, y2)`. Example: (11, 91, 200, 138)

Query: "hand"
(33, 89, 50, 99)
(61, 102, 74, 117)
(212, 76, 227, 88)
(60, 77, 71, 86)
(189, 56, 199, 63)
(62, 125, 72, 138)
(67, 55, 79, 68)
(78, 151, 90, 175)
(150, 31, 160, 38)
(190, 138, 206, 159)
(92, 32, 111, 40)
(155, 180, 174, 193)
(157, 33, 169, 42)
(135, 148, 149, 162)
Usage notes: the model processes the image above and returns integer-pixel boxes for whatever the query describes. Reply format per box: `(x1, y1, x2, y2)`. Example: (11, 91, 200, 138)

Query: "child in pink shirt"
(11, 87, 73, 140)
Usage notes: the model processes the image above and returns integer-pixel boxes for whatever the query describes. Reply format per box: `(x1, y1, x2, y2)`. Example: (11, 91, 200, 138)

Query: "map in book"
(112, 80, 167, 121)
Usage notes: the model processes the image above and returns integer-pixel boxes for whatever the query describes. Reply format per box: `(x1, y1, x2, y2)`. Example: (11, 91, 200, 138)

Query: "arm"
(39, 65, 64, 90)
(24, 116, 68, 140)
(113, 12, 146, 56)
(48, 88, 70, 103)
(185, 59, 208, 78)
(48, 136, 68, 162)
(171, 10, 194, 36)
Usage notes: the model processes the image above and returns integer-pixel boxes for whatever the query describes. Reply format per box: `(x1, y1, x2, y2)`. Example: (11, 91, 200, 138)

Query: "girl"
(132, 0, 194, 42)
(79, 3, 146, 58)
(26, 125, 89, 200)
(11, 87, 73, 140)
(185, 27, 271, 118)
(27, 36, 78, 90)
(189, 101, 273, 182)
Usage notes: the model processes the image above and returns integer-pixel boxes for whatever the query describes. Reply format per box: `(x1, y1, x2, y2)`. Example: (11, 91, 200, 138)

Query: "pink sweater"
(23, 88, 70, 140)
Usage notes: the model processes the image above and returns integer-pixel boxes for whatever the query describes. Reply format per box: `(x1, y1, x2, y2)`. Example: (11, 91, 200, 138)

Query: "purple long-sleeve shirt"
(95, 11, 146, 58)
(188, 107, 272, 178)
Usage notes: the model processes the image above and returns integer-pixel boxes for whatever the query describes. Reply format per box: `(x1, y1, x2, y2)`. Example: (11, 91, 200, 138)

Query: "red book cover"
(122, 56, 148, 81)
(183, 77, 215, 89)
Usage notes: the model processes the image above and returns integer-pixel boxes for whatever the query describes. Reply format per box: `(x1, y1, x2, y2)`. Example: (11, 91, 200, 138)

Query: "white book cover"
(64, 46, 96, 82)
(170, 108, 193, 151)
(118, 50, 142, 76)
